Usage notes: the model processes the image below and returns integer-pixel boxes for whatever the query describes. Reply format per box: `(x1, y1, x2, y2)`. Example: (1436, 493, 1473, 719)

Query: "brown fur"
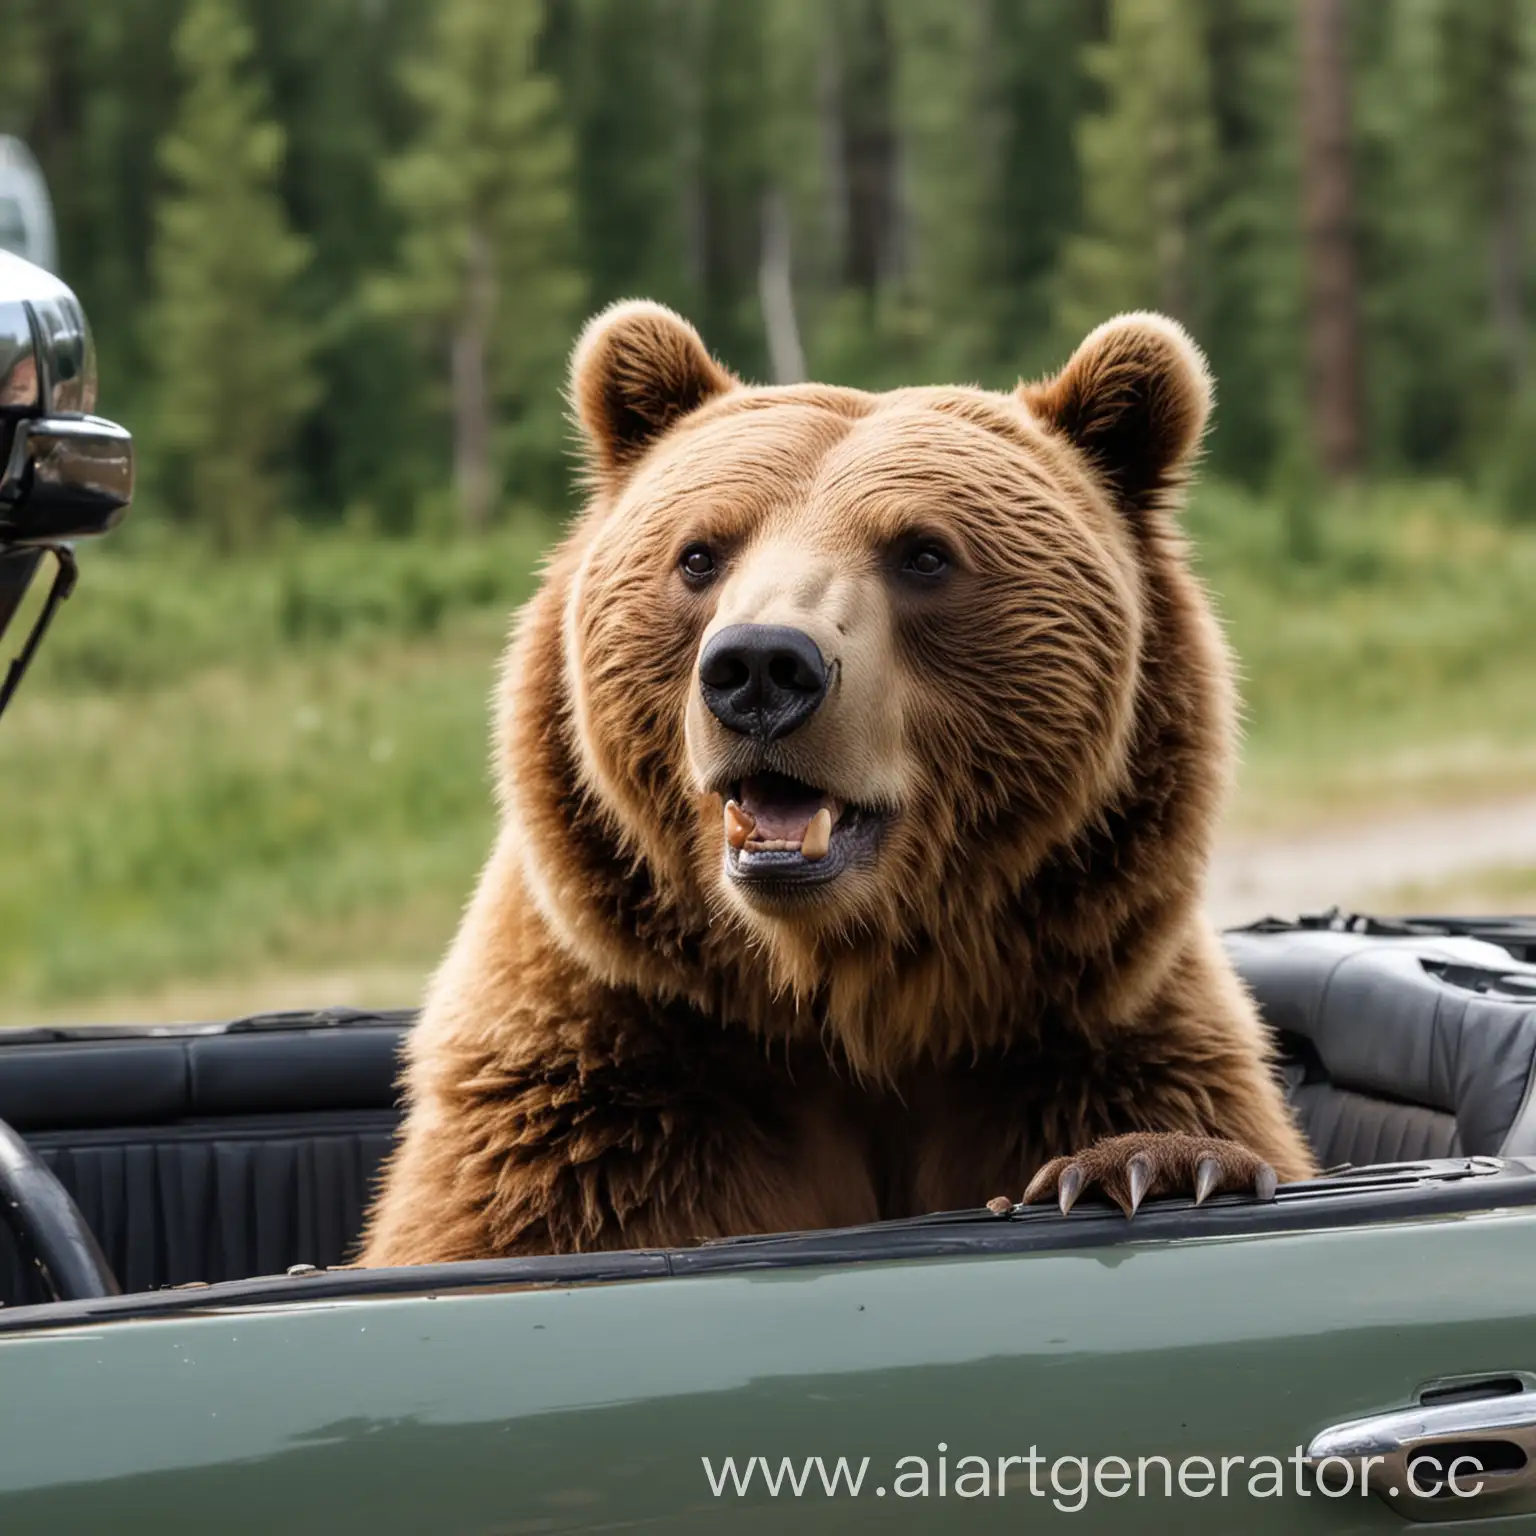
(360, 302, 1314, 1266)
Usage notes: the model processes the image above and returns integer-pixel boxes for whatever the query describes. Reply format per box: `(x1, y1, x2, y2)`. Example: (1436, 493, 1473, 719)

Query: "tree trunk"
(1298, 0, 1363, 480)
(758, 188, 806, 384)
(839, 0, 898, 295)
(451, 223, 495, 533)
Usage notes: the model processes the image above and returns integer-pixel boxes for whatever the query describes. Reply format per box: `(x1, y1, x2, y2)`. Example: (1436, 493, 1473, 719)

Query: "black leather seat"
(0, 1013, 410, 1305)
(1224, 927, 1536, 1168)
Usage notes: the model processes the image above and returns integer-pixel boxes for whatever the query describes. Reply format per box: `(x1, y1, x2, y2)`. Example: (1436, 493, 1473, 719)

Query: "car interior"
(1, 915, 1534, 1313)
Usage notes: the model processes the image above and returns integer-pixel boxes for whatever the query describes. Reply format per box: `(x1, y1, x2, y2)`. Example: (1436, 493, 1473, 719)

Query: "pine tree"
(1199, 0, 1306, 485)
(828, 0, 900, 304)
(990, 0, 1094, 381)
(245, 0, 435, 527)
(888, 0, 1002, 381)
(1434, 0, 1535, 461)
(1427, 0, 1536, 508)
(381, 0, 581, 530)
(756, 0, 834, 384)
(559, 0, 695, 317)
(0, 0, 46, 139)
(791, 0, 910, 387)
(1351, 0, 1515, 479)
(4, 0, 185, 401)
(147, 0, 315, 546)
(1297, 0, 1363, 480)
(1445, 0, 1530, 395)
(17, 0, 1534, 510)
(692, 0, 773, 380)
(1055, 0, 1217, 346)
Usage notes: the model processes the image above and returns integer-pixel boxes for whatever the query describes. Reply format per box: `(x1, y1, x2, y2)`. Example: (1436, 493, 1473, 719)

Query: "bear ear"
(570, 300, 737, 484)
(1019, 313, 1213, 511)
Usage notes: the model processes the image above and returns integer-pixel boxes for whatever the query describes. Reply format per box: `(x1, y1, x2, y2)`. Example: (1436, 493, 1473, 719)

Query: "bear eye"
(679, 544, 716, 583)
(902, 542, 950, 580)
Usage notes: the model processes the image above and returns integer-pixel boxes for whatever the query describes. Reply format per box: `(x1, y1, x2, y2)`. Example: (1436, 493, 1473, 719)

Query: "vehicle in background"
(0, 138, 56, 273)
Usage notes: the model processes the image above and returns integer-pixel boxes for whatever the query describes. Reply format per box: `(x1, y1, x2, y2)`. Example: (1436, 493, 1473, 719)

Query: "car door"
(2, 1163, 1535, 1534)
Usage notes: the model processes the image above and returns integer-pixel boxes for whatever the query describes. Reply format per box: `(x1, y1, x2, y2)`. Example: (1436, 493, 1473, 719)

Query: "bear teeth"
(724, 799, 755, 849)
(726, 792, 842, 860)
(800, 807, 832, 861)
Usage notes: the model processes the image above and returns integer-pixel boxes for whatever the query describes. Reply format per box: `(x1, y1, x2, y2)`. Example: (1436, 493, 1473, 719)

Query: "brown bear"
(359, 301, 1315, 1266)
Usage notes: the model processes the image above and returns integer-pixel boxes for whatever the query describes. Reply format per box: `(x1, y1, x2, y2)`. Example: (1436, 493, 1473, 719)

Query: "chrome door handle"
(1307, 1376, 1536, 1522)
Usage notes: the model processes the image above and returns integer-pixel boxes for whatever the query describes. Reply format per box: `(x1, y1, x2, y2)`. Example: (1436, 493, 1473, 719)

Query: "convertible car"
(3, 253, 1536, 1535)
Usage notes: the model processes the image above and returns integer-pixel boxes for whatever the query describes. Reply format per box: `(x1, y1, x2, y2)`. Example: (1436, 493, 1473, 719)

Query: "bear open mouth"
(722, 771, 883, 892)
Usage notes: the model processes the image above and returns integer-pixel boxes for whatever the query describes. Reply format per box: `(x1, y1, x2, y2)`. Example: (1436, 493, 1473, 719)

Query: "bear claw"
(1126, 1152, 1153, 1216)
(1056, 1162, 1084, 1215)
(1193, 1156, 1221, 1206)
(1022, 1132, 1280, 1219)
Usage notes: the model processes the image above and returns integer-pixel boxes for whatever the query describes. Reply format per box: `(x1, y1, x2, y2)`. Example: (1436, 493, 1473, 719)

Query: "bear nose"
(698, 623, 829, 741)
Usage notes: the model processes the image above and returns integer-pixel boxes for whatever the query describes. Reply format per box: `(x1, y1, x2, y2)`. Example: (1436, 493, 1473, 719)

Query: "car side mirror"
(0, 249, 133, 545)
(0, 250, 134, 718)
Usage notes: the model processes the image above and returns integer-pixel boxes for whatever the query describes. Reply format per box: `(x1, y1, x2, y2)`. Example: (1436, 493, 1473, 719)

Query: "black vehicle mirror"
(0, 249, 133, 545)
(0, 249, 134, 718)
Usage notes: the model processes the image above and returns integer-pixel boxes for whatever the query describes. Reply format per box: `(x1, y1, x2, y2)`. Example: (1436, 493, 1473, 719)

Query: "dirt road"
(1208, 792, 1536, 926)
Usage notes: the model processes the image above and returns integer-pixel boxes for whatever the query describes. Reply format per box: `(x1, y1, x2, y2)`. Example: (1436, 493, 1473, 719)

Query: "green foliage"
(691, 0, 771, 378)
(28, 522, 546, 694)
(1057, 0, 1216, 341)
(1198, 0, 1306, 483)
(989, 0, 1094, 379)
(0, 622, 504, 1010)
(887, 0, 1005, 379)
(13, 0, 184, 408)
(557, 0, 696, 315)
(146, 0, 317, 545)
(1353, 0, 1536, 481)
(1188, 477, 1536, 813)
(0, 525, 546, 1006)
(6, 0, 1536, 511)
(245, 0, 435, 528)
(0, 0, 47, 133)
(378, 0, 582, 518)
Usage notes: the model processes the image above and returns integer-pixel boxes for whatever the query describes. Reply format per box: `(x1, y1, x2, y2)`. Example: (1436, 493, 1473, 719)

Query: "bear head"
(497, 301, 1232, 1074)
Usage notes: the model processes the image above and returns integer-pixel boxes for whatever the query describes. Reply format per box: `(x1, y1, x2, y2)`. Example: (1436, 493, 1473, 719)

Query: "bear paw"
(1019, 1132, 1278, 1219)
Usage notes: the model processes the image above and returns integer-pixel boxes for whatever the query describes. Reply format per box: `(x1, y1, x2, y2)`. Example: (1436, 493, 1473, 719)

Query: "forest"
(5, 0, 1536, 539)
(6, 0, 1536, 1021)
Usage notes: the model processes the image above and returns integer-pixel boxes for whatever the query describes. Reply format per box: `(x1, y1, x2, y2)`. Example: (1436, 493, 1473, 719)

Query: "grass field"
(4, 481, 1536, 1024)
(1189, 481, 1536, 822)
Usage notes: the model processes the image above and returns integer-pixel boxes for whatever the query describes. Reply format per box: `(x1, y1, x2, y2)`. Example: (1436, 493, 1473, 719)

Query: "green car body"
(3, 1162, 1536, 1533)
